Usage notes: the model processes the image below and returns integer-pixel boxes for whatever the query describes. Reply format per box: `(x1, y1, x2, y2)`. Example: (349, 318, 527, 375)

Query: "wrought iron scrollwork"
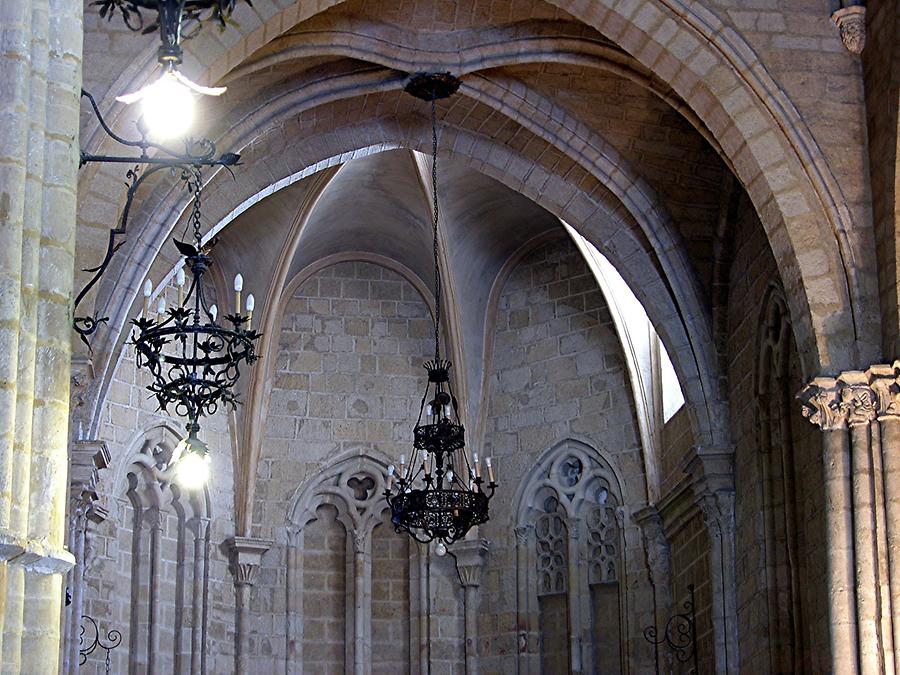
(73, 89, 240, 351)
(79, 614, 122, 675)
(643, 584, 699, 674)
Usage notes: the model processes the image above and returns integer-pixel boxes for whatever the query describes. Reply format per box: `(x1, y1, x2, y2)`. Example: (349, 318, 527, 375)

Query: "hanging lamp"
(131, 168, 260, 487)
(94, 1, 249, 139)
(384, 74, 498, 546)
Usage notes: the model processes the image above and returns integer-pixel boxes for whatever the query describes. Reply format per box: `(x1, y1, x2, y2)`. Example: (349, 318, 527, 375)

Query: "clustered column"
(800, 365, 900, 674)
(0, 0, 83, 670)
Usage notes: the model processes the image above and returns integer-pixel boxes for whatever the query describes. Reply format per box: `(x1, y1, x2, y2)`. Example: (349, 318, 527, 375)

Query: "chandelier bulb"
(246, 293, 255, 313)
(157, 296, 166, 315)
(446, 469, 454, 483)
(143, 279, 154, 297)
(435, 542, 447, 557)
(234, 274, 243, 292)
(425, 404, 434, 418)
(209, 304, 218, 322)
(177, 448, 210, 490)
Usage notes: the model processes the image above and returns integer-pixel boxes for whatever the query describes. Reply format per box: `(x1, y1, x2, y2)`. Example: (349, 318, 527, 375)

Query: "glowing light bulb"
(209, 304, 218, 322)
(246, 293, 255, 313)
(157, 297, 166, 315)
(435, 542, 447, 557)
(140, 72, 195, 140)
(177, 450, 210, 490)
(118, 68, 226, 142)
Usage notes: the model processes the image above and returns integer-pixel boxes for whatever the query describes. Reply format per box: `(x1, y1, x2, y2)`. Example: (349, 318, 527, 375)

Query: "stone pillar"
(869, 365, 900, 673)
(800, 366, 900, 674)
(188, 517, 209, 675)
(0, 0, 83, 669)
(62, 440, 110, 674)
(454, 538, 488, 675)
(683, 452, 738, 674)
(226, 536, 272, 675)
(351, 531, 371, 675)
(634, 505, 672, 669)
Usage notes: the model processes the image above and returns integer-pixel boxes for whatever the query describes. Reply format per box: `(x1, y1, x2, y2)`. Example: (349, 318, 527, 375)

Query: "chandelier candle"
(234, 274, 243, 315)
(143, 279, 153, 315)
(383, 73, 496, 546)
(246, 294, 255, 327)
(176, 267, 185, 305)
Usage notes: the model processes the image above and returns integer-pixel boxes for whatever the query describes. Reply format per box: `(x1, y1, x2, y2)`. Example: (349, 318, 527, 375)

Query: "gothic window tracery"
(516, 441, 626, 674)
(112, 428, 211, 674)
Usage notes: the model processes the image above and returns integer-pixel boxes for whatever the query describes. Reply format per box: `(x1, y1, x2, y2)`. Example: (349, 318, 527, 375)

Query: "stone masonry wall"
(726, 193, 829, 672)
(477, 235, 654, 673)
(246, 260, 440, 673)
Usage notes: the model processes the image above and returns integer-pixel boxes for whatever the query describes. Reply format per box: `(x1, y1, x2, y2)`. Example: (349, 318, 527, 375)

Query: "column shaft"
(464, 584, 478, 675)
(823, 428, 858, 672)
(880, 417, 900, 670)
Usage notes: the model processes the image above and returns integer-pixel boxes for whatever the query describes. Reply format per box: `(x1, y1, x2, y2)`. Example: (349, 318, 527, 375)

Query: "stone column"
(351, 531, 371, 675)
(147, 507, 164, 674)
(800, 372, 898, 674)
(226, 536, 272, 675)
(62, 440, 110, 675)
(838, 372, 885, 674)
(869, 364, 900, 673)
(189, 517, 209, 675)
(566, 516, 584, 673)
(454, 538, 488, 675)
(634, 505, 672, 670)
(0, 0, 82, 669)
(683, 452, 738, 674)
(514, 524, 537, 675)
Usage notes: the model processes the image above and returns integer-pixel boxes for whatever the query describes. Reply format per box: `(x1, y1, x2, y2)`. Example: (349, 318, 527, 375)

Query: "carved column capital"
(838, 371, 877, 427)
(634, 506, 670, 583)
(698, 490, 735, 541)
(868, 364, 900, 420)
(799, 378, 846, 430)
(225, 536, 273, 587)
(831, 4, 866, 55)
(454, 539, 489, 588)
(70, 440, 111, 524)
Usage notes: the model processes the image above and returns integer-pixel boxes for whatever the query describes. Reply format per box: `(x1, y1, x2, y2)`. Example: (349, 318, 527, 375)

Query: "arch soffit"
(85, 88, 725, 451)
(87, 119, 726, 492)
(80, 0, 870, 372)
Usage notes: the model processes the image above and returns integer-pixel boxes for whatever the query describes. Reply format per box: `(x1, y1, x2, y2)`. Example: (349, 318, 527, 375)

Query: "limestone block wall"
(725, 194, 829, 672)
(476, 236, 654, 673)
(245, 259, 457, 673)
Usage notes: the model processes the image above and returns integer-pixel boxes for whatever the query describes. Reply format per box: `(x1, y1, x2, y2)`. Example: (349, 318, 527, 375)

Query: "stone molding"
(831, 5, 867, 55)
(225, 536, 273, 587)
(799, 363, 900, 429)
(453, 539, 489, 588)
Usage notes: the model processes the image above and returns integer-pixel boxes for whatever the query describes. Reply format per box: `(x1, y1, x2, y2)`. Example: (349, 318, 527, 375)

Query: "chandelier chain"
(431, 93, 442, 363)
(190, 167, 203, 245)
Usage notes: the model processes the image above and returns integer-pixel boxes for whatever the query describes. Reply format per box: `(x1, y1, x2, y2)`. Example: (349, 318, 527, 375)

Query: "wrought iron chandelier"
(93, 0, 250, 139)
(384, 74, 497, 547)
(131, 168, 260, 486)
